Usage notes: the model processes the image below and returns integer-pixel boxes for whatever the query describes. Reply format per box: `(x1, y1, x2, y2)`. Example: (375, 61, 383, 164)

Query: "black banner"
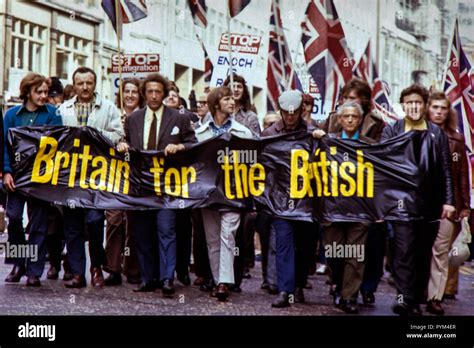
(9, 126, 428, 222)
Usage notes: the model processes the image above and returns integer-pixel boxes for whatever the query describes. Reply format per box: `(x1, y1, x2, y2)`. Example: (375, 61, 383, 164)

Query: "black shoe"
(261, 281, 270, 290)
(162, 279, 175, 297)
(409, 304, 422, 316)
(216, 283, 229, 301)
(392, 301, 409, 316)
(62, 271, 74, 281)
(242, 268, 251, 279)
(426, 300, 445, 315)
(5, 265, 26, 283)
(199, 279, 214, 292)
(268, 284, 279, 295)
(340, 300, 358, 314)
(362, 291, 375, 305)
(104, 272, 122, 286)
(133, 282, 156, 292)
(392, 301, 421, 316)
(47, 266, 59, 280)
(229, 284, 242, 293)
(271, 292, 290, 308)
(177, 273, 191, 287)
(126, 276, 142, 285)
(295, 287, 305, 303)
(26, 275, 41, 287)
(64, 275, 86, 288)
(333, 292, 342, 308)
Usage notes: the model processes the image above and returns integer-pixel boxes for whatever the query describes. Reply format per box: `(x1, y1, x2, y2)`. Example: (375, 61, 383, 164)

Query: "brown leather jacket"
(445, 129, 470, 219)
(322, 110, 385, 142)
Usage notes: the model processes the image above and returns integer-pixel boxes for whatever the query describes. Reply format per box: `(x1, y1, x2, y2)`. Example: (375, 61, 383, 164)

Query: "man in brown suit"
(315, 101, 374, 314)
(118, 73, 197, 297)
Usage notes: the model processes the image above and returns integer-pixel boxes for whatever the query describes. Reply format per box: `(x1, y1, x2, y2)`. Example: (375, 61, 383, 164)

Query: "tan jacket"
(58, 93, 124, 144)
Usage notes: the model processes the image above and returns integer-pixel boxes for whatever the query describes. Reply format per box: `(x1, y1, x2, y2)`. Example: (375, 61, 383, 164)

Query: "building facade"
(0, 0, 469, 116)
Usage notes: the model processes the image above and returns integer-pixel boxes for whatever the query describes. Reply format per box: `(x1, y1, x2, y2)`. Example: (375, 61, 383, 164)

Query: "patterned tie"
(148, 112, 157, 150)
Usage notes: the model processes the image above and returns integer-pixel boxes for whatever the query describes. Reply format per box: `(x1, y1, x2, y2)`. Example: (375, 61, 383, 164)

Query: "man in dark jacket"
(118, 73, 197, 297)
(381, 84, 455, 315)
(263, 90, 316, 308)
(3, 73, 62, 286)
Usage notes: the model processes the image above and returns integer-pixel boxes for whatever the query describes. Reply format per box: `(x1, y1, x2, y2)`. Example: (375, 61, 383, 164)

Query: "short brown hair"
(140, 73, 170, 99)
(207, 86, 233, 115)
(72, 66, 97, 85)
(428, 91, 451, 109)
(428, 91, 457, 132)
(341, 78, 372, 114)
(399, 84, 429, 104)
(19, 73, 51, 102)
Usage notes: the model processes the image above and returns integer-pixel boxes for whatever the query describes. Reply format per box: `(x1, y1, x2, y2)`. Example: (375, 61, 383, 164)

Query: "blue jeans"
(6, 192, 48, 277)
(63, 208, 106, 276)
(272, 218, 314, 294)
(129, 209, 177, 283)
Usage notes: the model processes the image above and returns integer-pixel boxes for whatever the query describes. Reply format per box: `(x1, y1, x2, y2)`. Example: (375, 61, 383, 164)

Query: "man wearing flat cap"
(262, 90, 319, 308)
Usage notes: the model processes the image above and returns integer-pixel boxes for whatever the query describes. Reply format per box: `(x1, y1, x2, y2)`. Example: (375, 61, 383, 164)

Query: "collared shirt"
(209, 117, 232, 136)
(195, 115, 253, 142)
(74, 97, 95, 126)
(16, 104, 48, 126)
(341, 130, 360, 140)
(143, 104, 163, 150)
(404, 118, 427, 132)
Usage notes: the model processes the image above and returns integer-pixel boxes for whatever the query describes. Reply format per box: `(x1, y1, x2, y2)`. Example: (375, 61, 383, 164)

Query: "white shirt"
(143, 105, 163, 150)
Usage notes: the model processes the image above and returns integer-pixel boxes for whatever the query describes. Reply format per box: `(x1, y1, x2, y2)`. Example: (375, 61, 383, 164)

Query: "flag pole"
(287, 17, 304, 90)
(114, 0, 124, 116)
(227, 6, 234, 92)
(375, 0, 380, 73)
(272, 0, 286, 86)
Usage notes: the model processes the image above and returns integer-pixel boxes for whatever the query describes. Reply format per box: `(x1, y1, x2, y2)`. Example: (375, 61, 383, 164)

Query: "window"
(10, 18, 47, 74)
(56, 33, 92, 81)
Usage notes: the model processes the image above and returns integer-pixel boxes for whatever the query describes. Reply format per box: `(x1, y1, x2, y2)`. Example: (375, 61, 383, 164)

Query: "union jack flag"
(301, 0, 353, 116)
(196, 34, 213, 85)
(228, 0, 251, 18)
(443, 19, 474, 151)
(188, 0, 207, 28)
(353, 40, 373, 84)
(353, 40, 399, 122)
(266, 0, 301, 111)
(101, 0, 148, 34)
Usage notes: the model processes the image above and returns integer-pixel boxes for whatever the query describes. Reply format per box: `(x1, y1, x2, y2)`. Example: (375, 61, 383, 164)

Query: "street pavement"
(0, 252, 473, 316)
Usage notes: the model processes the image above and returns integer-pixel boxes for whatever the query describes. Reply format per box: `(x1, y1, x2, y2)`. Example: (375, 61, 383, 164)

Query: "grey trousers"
(201, 209, 241, 284)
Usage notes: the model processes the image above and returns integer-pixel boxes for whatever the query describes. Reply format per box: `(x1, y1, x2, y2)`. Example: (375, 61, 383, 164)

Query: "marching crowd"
(1, 66, 471, 316)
